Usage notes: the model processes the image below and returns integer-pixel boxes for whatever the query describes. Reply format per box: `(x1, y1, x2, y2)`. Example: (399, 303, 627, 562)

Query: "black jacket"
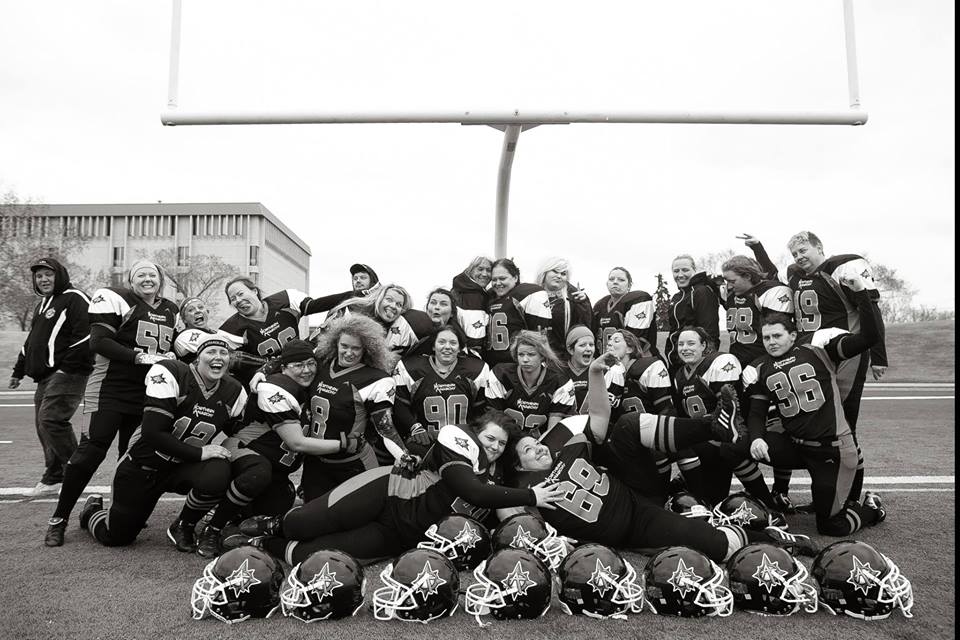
(12, 258, 93, 381)
(665, 271, 722, 368)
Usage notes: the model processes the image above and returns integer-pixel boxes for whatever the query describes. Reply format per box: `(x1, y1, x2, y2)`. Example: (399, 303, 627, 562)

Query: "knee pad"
(231, 456, 273, 496)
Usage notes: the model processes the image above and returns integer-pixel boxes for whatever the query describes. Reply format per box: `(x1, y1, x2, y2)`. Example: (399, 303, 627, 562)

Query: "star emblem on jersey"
(501, 561, 536, 598)
(91, 294, 104, 304)
(390, 326, 401, 335)
(306, 562, 343, 598)
(721, 362, 736, 373)
(149, 373, 167, 385)
(456, 523, 481, 550)
(778, 294, 791, 304)
(188, 332, 200, 342)
(635, 311, 647, 320)
(414, 561, 447, 598)
(225, 558, 262, 597)
(472, 320, 483, 330)
(510, 525, 538, 550)
(658, 369, 668, 378)
(752, 553, 788, 593)
(587, 559, 618, 597)
(860, 269, 871, 280)
(454, 437, 470, 451)
(728, 502, 757, 526)
(267, 392, 284, 405)
(847, 556, 881, 595)
(667, 558, 702, 598)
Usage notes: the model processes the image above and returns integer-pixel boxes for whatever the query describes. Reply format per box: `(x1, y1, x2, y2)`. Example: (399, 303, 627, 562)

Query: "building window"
(249, 245, 259, 267)
(248, 271, 260, 286)
(110, 271, 125, 287)
(177, 246, 189, 266)
(112, 247, 124, 268)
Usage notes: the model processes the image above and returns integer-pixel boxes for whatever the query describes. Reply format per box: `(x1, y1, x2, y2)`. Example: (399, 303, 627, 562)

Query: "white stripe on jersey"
(703, 353, 742, 383)
(438, 424, 483, 473)
(89, 288, 131, 318)
(637, 359, 671, 390)
(520, 290, 553, 321)
(832, 259, 879, 293)
(458, 308, 489, 340)
(144, 364, 179, 399)
(256, 382, 299, 414)
(623, 299, 655, 330)
(811, 327, 848, 348)
(757, 285, 794, 312)
(358, 376, 396, 404)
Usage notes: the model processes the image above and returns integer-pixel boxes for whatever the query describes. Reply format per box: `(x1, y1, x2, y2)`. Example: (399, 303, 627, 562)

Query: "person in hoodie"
(350, 263, 381, 296)
(9, 258, 93, 498)
(664, 254, 722, 372)
(535, 257, 593, 361)
(44, 259, 179, 547)
(452, 256, 493, 353)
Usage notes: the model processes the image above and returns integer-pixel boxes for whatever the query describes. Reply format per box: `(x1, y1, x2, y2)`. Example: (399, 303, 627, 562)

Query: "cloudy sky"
(1, 1, 954, 310)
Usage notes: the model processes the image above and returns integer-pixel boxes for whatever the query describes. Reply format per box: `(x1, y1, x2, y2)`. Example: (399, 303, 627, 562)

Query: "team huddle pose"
(12, 231, 913, 624)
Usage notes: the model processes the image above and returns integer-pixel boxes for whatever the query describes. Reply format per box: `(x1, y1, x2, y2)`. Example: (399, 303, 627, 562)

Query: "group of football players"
(27, 229, 915, 623)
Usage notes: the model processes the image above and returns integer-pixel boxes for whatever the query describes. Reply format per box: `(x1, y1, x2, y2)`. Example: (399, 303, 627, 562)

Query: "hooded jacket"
(665, 271, 722, 367)
(12, 258, 93, 381)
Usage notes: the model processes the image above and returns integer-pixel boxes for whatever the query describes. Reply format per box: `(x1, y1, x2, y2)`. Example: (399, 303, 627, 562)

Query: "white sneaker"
(30, 481, 61, 497)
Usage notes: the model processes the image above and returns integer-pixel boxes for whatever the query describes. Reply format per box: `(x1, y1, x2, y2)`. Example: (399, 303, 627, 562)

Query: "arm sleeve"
(140, 408, 202, 463)
(369, 408, 409, 459)
(828, 291, 881, 363)
(749, 242, 782, 282)
(747, 394, 770, 443)
(301, 290, 354, 316)
(90, 324, 138, 363)
(440, 463, 537, 508)
(12, 345, 26, 379)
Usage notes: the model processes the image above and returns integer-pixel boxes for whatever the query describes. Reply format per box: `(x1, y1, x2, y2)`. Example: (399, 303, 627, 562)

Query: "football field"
(0, 385, 953, 640)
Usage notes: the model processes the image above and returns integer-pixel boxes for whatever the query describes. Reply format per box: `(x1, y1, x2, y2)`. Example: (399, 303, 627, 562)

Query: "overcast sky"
(1, 1, 954, 311)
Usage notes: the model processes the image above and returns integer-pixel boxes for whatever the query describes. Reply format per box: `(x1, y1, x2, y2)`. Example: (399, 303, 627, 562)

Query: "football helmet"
(191, 547, 285, 623)
(727, 543, 818, 616)
(713, 492, 781, 530)
(642, 546, 733, 617)
(557, 543, 644, 618)
(812, 540, 913, 620)
(280, 549, 365, 622)
(372, 548, 460, 623)
(418, 514, 492, 571)
(465, 548, 553, 623)
(491, 512, 569, 570)
(665, 491, 714, 522)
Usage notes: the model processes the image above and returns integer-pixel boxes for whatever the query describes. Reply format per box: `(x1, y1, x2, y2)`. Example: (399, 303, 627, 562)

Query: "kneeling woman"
(81, 335, 246, 554)
(241, 410, 564, 565)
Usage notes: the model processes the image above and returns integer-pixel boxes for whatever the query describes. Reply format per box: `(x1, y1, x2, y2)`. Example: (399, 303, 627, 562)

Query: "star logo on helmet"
(414, 560, 447, 598)
(149, 373, 167, 385)
(225, 558, 262, 597)
(267, 392, 284, 404)
(728, 502, 757, 526)
(456, 523, 481, 550)
(752, 553, 788, 593)
(721, 362, 736, 373)
(502, 561, 536, 598)
(588, 559, 618, 597)
(667, 558, 702, 598)
(306, 562, 344, 598)
(847, 555, 881, 595)
(454, 437, 470, 450)
(510, 525, 538, 550)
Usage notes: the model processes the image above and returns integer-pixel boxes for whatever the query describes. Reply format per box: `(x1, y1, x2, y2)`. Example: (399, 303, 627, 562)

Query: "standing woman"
(485, 330, 575, 437)
(324, 284, 434, 356)
(664, 255, 722, 372)
(485, 259, 552, 366)
(45, 260, 179, 547)
(302, 314, 407, 499)
(721, 256, 794, 368)
(219, 277, 351, 386)
(536, 257, 592, 360)
(592, 266, 660, 359)
(452, 256, 493, 353)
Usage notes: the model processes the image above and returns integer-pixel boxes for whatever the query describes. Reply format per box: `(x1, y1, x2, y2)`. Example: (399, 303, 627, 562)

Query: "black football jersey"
(485, 284, 552, 365)
(85, 287, 179, 413)
(605, 356, 673, 419)
(592, 290, 658, 355)
(127, 360, 246, 467)
(485, 364, 575, 436)
(673, 352, 741, 418)
(234, 373, 311, 471)
(725, 280, 794, 366)
(394, 354, 490, 432)
(219, 289, 309, 360)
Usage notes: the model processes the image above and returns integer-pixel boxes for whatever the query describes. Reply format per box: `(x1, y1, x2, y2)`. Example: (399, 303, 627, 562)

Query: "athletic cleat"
(863, 491, 886, 525)
(79, 494, 104, 530)
(710, 384, 741, 443)
(769, 491, 797, 514)
(167, 518, 197, 552)
(196, 525, 222, 559)
(768, 510, 789, 530)
(44, 518, 67, 547)
(30, 481, 61, 497)
(239, 515, 282, 538)
(764, 526, 819, 557)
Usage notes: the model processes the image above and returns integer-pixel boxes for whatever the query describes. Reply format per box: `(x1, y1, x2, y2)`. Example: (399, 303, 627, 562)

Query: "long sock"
(846, 443, 865, 502)
(88, 509, 110, 544)
(178, 490, 220, 526)
(633, 414, 716, 454)
(208, 482, 255, 530)
(734, 460, 772, 502)
(772, 468, 793, 494)
(716, 524, 749, 561)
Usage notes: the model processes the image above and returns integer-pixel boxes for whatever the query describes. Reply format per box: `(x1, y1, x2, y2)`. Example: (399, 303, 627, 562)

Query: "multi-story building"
(1, 202, 310, 322)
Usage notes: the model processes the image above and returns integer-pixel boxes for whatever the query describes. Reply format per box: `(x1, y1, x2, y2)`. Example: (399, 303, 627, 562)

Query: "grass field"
(0, 387, 953, 639)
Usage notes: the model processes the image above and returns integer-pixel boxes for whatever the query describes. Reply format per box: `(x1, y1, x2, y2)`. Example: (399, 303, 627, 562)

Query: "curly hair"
(509, 330, 563, 371)
(314, 314, 398, 373)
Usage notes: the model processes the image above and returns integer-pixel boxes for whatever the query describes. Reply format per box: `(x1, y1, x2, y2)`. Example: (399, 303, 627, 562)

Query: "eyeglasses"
(286, 360, 317, 371)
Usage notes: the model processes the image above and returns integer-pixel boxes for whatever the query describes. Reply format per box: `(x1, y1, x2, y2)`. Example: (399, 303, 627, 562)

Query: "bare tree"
(136, 247, 241, 322)
(0, 191, 91, 330)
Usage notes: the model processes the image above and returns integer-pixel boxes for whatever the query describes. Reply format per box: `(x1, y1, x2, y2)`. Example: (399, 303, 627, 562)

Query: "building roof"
(0, 202, 311, 255)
